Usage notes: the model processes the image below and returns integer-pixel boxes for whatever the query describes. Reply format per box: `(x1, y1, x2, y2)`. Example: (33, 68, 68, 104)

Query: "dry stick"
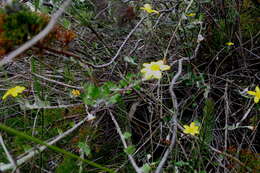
(35, 45, 95, 67)
(0, 114, 92, 171)
(108, 110, 142, 173)
(236, 104, 254, 127)
(224, 82, 229, 166)
(32, 72, 83, 90)
(23, 102, 83, 110)
(0, 134, 20, 173)
(92, 17, 146, 68)
(155, 59, 183, 173)
(209, 146, 252, 172)
(0, 0, 72, 66)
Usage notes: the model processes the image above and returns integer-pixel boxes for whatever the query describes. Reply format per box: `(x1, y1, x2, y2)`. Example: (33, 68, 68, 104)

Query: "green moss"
(3, 10, 47, 45)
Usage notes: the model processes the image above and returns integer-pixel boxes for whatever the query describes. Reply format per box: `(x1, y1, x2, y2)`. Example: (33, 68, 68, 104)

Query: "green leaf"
(55, 157, 78, 173)
(78, 142, 91, 156)
(201, 99, 215, 144)
(123, 132, 132, 139)
(62, 18, 71, 29)
(109, 94, 121, 104)
(141, 163, 151, 173)
(175, 161, 190, 167)
(88, 84, 100, 99)
(83, 95, 94, 106)
(124, 145, 136, 155)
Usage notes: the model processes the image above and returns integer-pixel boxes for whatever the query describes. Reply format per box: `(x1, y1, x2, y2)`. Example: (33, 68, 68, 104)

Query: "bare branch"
(109, 110, 142, 173)
(155, 59, 183, 173)
(93, 17, 146, 68)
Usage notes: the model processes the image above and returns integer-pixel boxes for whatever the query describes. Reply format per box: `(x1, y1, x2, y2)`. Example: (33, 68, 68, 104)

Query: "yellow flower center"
(151, 64, 160, 71)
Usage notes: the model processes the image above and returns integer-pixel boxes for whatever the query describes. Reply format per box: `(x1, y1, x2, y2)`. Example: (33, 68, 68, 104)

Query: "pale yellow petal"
(141, 68, 148, 73)
(190, 122, 196, 127)
(11, 92, 18, 97)
(151, 9, 159, 14)
(143, 63, 151, 67)
(183, 125, 189, 129)
(143, 72, 153, 80)
(144, 4, 152, 9)
(247, 91, 256, 96)
(255, 86, 260, 93)
(155, 60, 164, 65)
(254, 97, 259, 103)
(183, 128, 190, 134)
(2, 92, 10, 100)
(160, 65, 171, 71)
(153, 71, 162, 79)
(186, 13, 196, 17)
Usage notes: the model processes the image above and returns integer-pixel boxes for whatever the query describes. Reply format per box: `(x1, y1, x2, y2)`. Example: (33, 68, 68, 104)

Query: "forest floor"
(0, 0, 260, 172)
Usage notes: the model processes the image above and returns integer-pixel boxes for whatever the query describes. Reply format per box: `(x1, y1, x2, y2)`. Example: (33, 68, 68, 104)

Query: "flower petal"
(254, 97, 259, 103)
(143, 63, 151, 67)
(160, 65, 171, 71)
(255, 86, 260, 93)
(153, 71, 162, 79)
(151, 9, 159, 14)
(247, 91, 256, 96)
(141, 68, 148, 73)
(144, 4, 152, 9)
(155, 60, 164, 65)
(2, 92, 9, 100)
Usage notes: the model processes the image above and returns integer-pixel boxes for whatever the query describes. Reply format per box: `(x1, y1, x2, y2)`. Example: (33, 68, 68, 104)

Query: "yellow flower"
(186, 13, 196, 17)
(141, 60, 170, 80)
(247, 86, 260, 103)
(183, 122, 200, 136)
(71, 89, 80, 97)
(2, 86, 26, 100)
(226, 42, 234, 46)
(140, 4, 159, 14)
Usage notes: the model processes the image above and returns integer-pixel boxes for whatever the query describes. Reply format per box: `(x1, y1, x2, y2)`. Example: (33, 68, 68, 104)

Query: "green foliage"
(82, 73, 139, 106)
(2, 6, 47, 45)
(124, 145, 136, 155)
(55, 157, 78, 173)
(184, 70, 205, 88)
(78, 142, 91, 157)
(0, 124, 114, 172)
(70, 0, 95, 26)
(200, 99, 215, 144)
(141, 163, 152, 173)
(123, 132, 132, 139)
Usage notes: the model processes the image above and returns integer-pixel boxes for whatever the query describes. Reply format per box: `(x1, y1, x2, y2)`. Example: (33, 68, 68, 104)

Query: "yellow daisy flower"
(183, 122, 200, 136)
(141, 60, 170, 80)
(140, 4, 159, 14)
(226, 42, 234, 46)
(71, 89, 80, 97)
(247, 86, 260, 103)
(2, 86, 26, 100)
